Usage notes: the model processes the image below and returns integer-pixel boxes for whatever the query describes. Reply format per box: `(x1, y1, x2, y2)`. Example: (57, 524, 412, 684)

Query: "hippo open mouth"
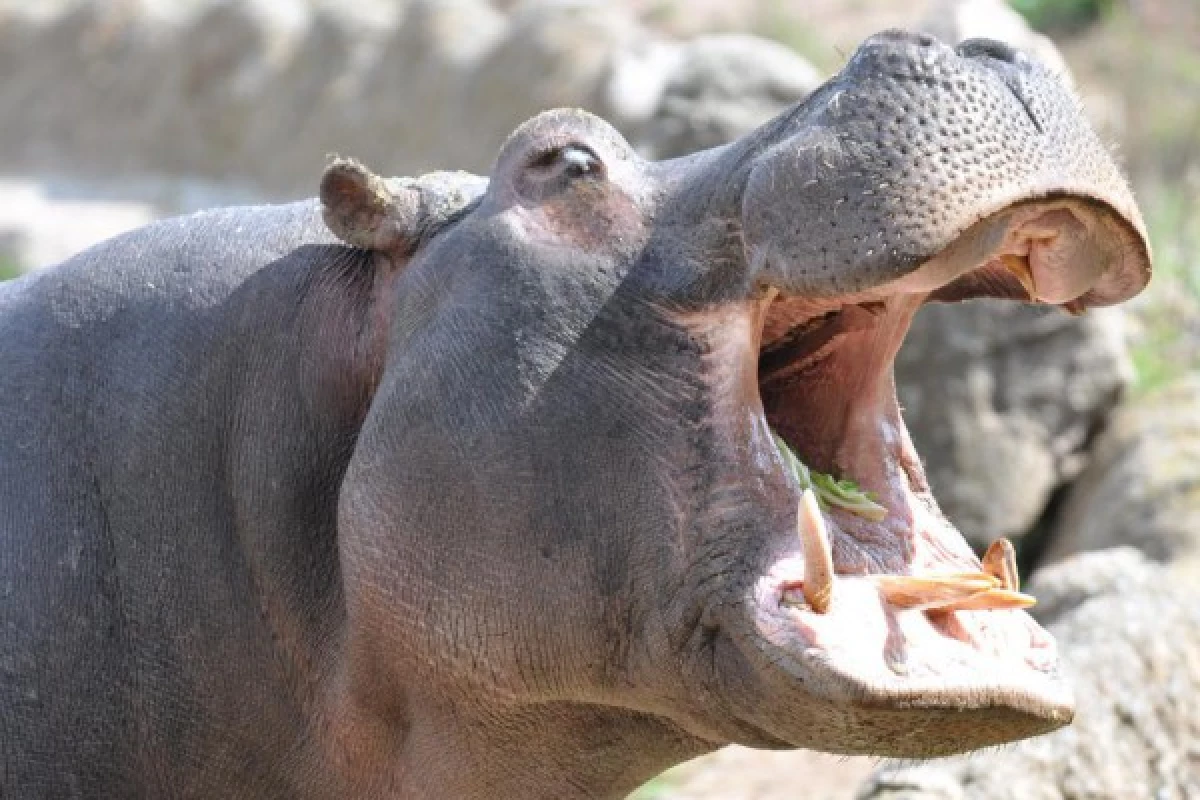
(735, 193, 1147, 752)
(608, 31, 1147, 757)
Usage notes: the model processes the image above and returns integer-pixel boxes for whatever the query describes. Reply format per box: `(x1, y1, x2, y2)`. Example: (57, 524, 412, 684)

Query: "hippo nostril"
(867, 29, 940, 48)
(957, 38, 1030, 68)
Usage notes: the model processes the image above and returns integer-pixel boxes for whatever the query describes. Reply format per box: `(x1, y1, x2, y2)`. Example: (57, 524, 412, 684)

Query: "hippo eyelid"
(525, 143, 604, 179)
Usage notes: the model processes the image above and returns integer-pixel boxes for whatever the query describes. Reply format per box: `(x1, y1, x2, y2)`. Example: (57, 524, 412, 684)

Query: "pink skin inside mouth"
(754, 290, 1064, 687)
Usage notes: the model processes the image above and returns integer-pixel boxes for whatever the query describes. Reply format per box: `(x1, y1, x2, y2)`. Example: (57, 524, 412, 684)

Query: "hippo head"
(320, 31, 1149, 778)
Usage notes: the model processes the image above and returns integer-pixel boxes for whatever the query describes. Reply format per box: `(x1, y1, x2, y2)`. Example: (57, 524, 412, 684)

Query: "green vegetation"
(1060, 8, 1200, 394)
(1128, 183, 1200, 395)
(1011, 0, 1115, 34)
(773, 433, 888, 521)
(753, 0, 842, 73)
(627, 774, 679, 800)
(0, 255, 21, 282)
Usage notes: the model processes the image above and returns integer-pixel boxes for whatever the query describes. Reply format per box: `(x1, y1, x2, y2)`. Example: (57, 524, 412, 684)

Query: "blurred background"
(2, 1, 1197, 797)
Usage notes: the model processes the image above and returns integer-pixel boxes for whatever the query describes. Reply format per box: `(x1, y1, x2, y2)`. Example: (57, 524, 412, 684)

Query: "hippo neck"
(319, 679, 711, 799)
(216, 245, 397, 725)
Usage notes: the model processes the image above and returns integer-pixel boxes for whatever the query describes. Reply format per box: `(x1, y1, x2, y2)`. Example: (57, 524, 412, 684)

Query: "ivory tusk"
(871, 573, 998, 611)
(982, 538, 1020, 592)
(798, 488, 834, 613)
(931, 587, 1037, 612)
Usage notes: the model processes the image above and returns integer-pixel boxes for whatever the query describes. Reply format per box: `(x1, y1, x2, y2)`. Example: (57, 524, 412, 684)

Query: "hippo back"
(0, 201, 358, 798)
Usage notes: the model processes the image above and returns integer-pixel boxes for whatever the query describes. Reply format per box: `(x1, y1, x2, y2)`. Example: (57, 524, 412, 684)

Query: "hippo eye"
(559, 146, 602, 178)
(527, 144, 605, 181)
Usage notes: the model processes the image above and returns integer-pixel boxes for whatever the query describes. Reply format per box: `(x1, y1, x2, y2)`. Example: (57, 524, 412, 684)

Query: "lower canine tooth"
(982, 538, 1020, 591)
(934, 588, 1037, 612)
(798, 488, 834, 614)
(872, 574, 999, 611)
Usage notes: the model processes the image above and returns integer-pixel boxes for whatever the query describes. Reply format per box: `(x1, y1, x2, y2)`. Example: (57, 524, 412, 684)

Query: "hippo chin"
(0, 31, 1149, 800)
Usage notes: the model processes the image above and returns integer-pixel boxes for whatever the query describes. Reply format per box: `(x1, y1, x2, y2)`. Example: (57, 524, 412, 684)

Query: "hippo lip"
(737, 227, 1088, 753)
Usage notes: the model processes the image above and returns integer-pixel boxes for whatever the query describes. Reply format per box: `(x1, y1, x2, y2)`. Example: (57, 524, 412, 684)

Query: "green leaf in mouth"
(772, 433, 888, 522)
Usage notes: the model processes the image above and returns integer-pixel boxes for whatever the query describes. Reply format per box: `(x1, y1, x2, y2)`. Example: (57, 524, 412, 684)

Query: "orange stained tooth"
(1062, 298, 1088, 316)
(797, 488, 834, 614)
(871, 574, 998, 611)
(1001, 254, 1038, 301)
(939, 571, 1002, 588)
(934, 588, 1037, 612)
(982, 538, 1020, 591)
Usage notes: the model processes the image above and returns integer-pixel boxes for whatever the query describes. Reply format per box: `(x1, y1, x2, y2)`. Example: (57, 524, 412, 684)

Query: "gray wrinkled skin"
(0, 32, 1149, 800)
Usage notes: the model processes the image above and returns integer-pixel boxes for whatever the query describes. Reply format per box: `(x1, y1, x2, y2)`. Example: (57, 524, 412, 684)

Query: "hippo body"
(0, 32, 1149, 799)
(0, 202, 361, 796)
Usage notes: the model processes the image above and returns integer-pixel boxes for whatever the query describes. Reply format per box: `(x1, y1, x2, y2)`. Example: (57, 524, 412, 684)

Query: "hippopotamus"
(0, 31, 1150, 799)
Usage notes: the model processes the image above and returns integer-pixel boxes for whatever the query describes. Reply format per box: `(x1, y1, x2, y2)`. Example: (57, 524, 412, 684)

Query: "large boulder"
(634, 33, 820, 160)
(896, 303, 1131, 549)
(1045, 379, 1200, 576)
(857, 548, 1200, 800)
(0, 0, 819, 198)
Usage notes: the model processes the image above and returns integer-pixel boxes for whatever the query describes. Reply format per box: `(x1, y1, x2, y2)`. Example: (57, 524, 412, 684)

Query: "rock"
(355, 0, 507, 175)
(1044, 379, 1200, 576)
(895, 302, 1131, 550)
(855, 767, 965, 800)
(637, 33, 821, 159)
(461, 1, 642, 163)
(631, 747, 875, 800)
(1024, 546, 1162, 623)
(603, 37, 683, 134)
(0, 0, 822, 196)
(858, 549, 1200, 800)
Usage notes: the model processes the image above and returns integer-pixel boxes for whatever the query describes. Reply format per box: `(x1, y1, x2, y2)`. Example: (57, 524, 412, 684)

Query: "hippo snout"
(740, 29, 1148, 308)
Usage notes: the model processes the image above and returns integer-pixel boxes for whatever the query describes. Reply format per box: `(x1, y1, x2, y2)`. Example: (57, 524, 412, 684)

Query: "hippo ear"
(320, 157, 421, 254)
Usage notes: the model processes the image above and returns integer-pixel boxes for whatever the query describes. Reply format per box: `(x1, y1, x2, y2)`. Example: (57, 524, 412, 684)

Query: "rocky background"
(2, 0, 1197, 797)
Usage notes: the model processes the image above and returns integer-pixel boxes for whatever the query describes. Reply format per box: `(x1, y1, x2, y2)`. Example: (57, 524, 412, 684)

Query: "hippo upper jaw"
(740, 31, 1150, 310)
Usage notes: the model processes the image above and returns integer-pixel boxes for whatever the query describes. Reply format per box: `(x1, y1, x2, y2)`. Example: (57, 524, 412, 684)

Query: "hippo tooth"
(929, 587, 1037, 612)
(1000, 254, 1038, 301)
(981, 538, 1020, 592)
(797, 488, 834, 614)
(871, 573, 999, 611)
(1062, 298, 1088, 316)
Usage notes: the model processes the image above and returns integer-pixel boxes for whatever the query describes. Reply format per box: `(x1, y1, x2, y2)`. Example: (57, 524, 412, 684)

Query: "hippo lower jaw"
(731, 203, 1112, 754)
